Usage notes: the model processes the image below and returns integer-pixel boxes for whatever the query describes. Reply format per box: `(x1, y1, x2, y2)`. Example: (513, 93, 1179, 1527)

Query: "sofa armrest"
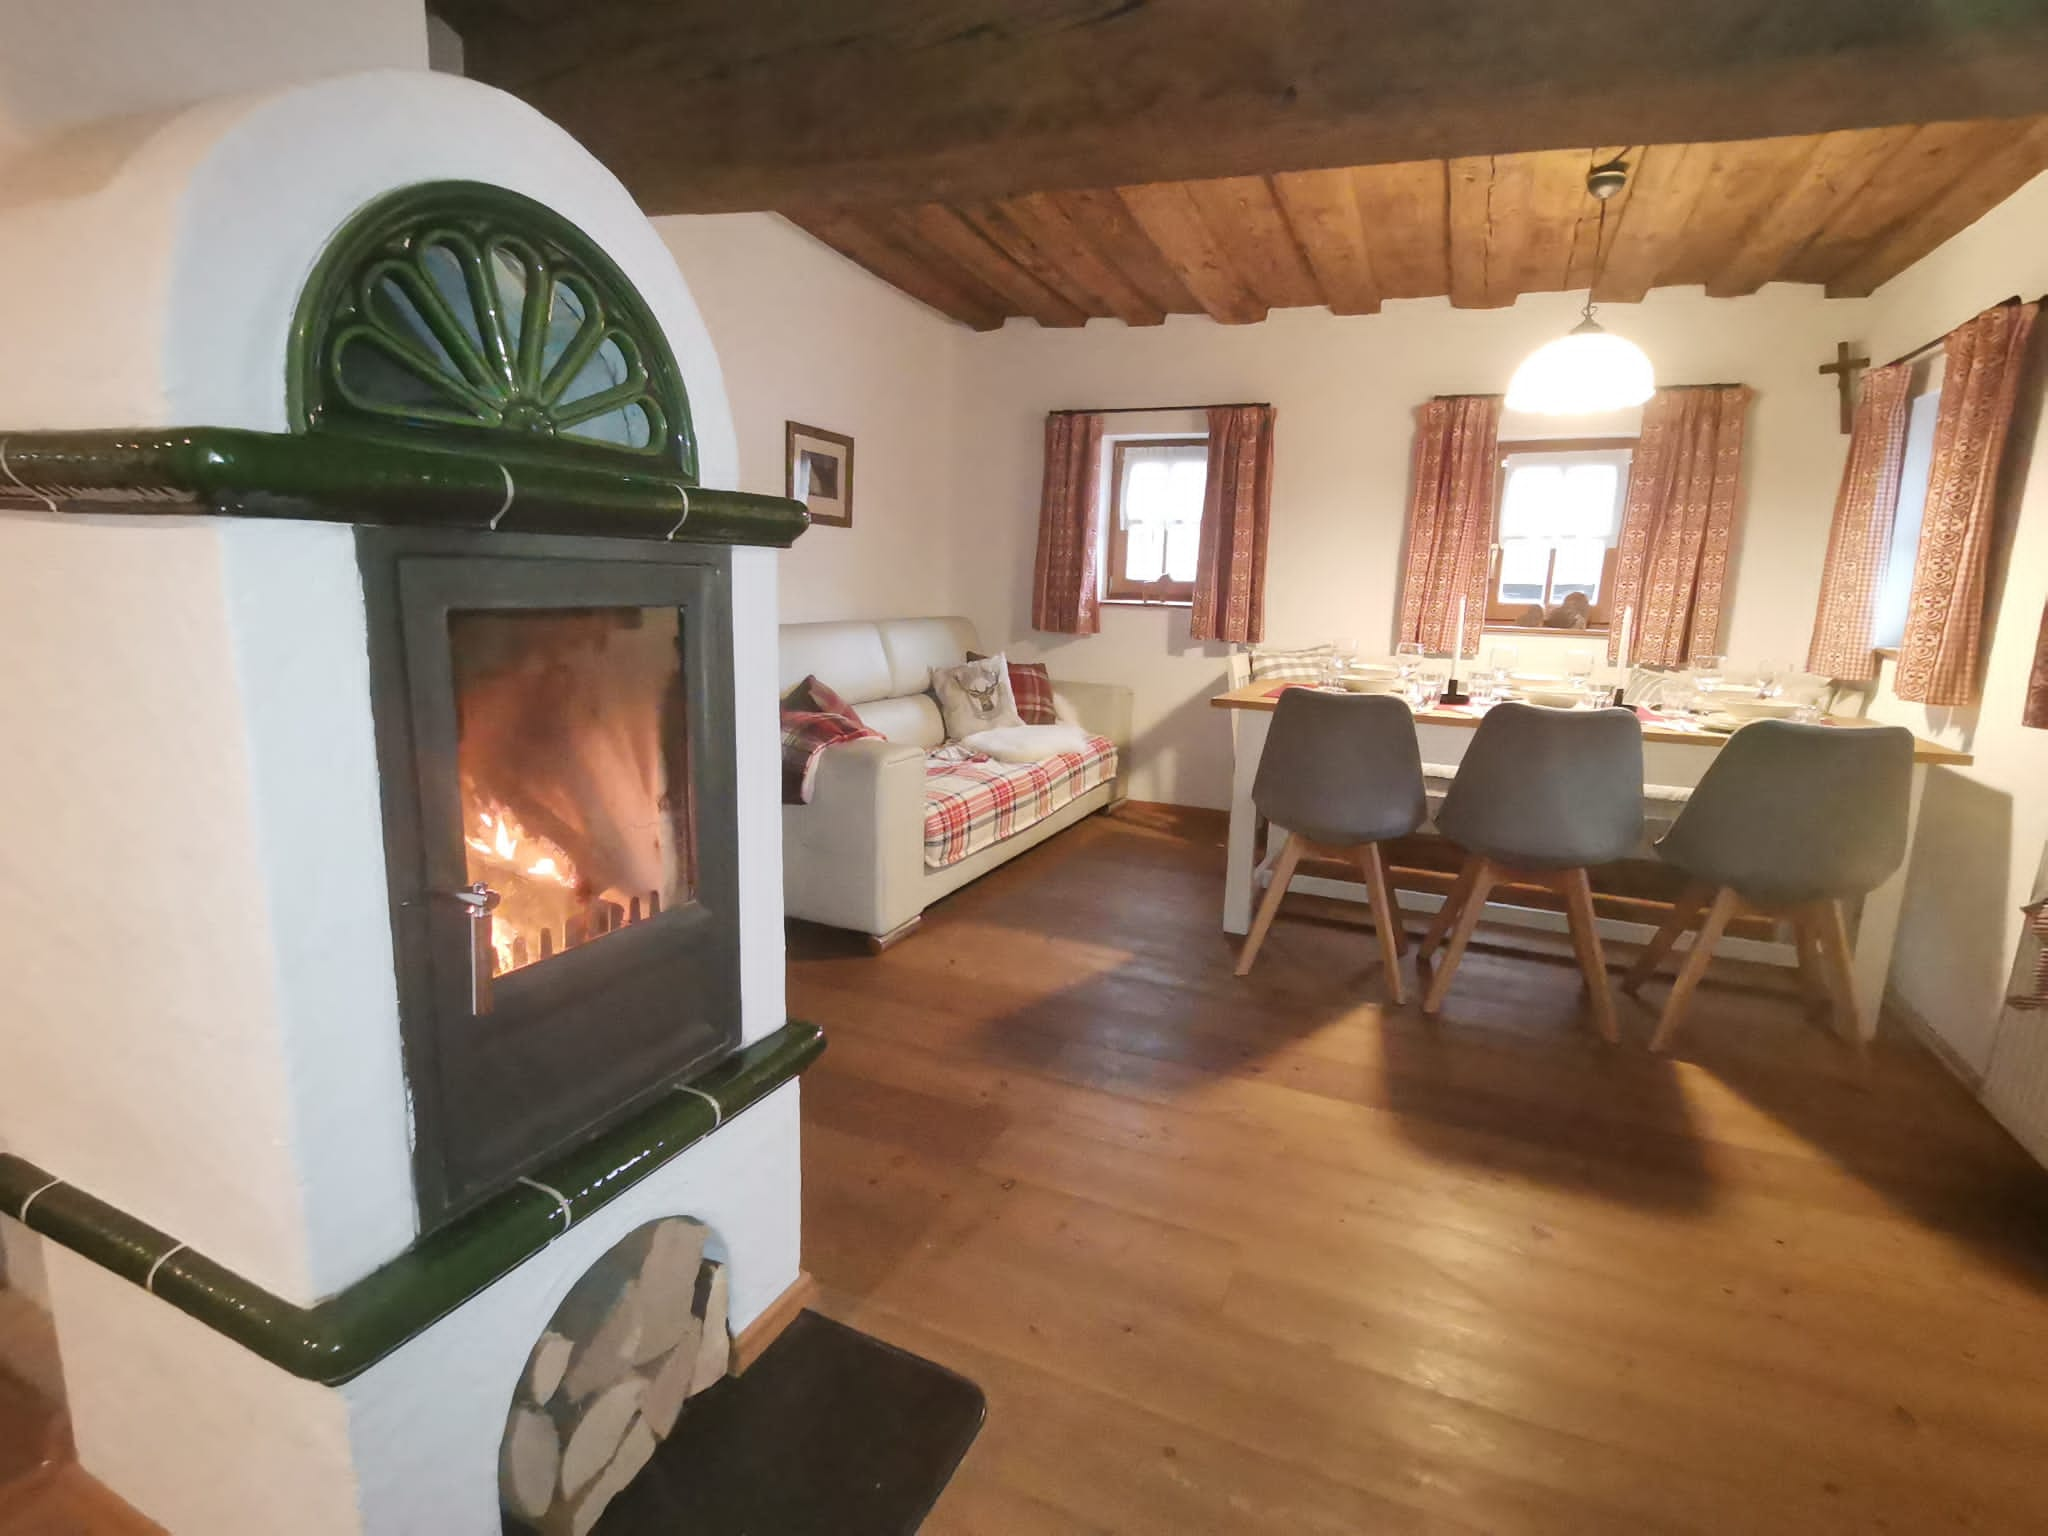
(1051, 680, 1133, 797)
(780, 738, 928, 936)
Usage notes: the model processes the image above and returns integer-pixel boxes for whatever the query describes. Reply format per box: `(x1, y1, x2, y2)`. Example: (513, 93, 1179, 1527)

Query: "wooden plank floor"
(791, 803, 2048, 1534)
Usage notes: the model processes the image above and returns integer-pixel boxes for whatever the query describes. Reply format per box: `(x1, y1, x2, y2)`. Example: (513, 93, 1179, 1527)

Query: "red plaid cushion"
(780, 677, 880, 805)
(782, 673, 865, 725)
(969, 653, 1057, 725)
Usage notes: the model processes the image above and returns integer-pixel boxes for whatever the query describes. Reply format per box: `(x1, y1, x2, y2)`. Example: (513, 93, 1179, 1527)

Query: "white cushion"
(934, 655, 1023, 738)
(959, 723, 1096, 764)
(877, 617, 980, 696)
(777, 620, 893, 704)
(856, 693, 947, 748)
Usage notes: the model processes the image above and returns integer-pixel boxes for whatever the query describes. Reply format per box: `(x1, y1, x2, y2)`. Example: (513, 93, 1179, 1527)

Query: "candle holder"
(1441, 676, 1469, 706)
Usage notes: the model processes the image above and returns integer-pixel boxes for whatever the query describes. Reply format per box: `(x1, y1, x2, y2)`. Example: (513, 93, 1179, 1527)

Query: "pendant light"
(1506, 157, 1655, 415)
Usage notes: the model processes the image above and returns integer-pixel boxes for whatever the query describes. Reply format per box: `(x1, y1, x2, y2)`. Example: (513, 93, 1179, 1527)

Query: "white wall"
(950, 286, 1861, 805)
(0, 0, 426, 157)
(1856, 170, 2048, 1094)
(656, 214, 966, 624)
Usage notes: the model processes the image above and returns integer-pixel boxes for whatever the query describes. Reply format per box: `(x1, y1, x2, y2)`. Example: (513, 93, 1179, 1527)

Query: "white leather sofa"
(778, 616, 1133, 948)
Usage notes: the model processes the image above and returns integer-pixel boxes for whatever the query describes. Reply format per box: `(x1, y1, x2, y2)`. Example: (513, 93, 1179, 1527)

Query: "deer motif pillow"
(933, 653, 1024, 739)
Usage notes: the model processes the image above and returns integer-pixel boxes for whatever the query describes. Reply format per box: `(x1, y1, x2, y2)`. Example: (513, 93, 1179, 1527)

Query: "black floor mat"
(588, 1310, 985, 1535)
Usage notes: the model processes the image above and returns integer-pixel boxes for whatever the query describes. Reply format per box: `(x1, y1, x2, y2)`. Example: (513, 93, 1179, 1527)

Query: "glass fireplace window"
(450, 605, 695, 978)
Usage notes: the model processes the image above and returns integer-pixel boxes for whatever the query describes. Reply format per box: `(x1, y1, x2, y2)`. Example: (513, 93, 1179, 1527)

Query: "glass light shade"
(1505, 317, 1655, 415)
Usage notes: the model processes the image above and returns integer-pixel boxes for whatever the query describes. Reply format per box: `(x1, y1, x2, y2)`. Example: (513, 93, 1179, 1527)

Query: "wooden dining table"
(1211, 682, 1973, 1040)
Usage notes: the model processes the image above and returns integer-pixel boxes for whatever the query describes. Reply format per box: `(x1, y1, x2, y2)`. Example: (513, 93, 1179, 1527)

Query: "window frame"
(1104, 435, 1209, 605)
(1485, 436, 1636, 633)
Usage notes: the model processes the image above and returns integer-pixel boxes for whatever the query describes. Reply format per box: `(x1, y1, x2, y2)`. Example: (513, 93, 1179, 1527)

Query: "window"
(1105, 437, 1207, 603)
(1872, 382, 1942, 651)
(1487, 440, 1633, 629)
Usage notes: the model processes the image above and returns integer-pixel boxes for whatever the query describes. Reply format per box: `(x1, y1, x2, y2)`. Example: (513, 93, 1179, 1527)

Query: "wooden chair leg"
(1422, 859, 1497, 1016)
(1418, 855, 1480, 960)
(1622, 884, 1707, 996)
(1356, 841, 1407, 1006)
(1808, 898, 1862, 1045)
(1235, 836, 1306, 977)
(1650, 886, 1739, 1052)
(1561, 867, 1619, 1044)
(1791, 914, 1834, 1021)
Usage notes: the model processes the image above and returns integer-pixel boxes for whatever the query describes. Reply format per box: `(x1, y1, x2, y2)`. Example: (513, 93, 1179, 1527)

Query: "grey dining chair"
(1622, 718, 1915, 1051)
(1417, 703, 1644, 1041)
(1236, 690, 1428, 1001)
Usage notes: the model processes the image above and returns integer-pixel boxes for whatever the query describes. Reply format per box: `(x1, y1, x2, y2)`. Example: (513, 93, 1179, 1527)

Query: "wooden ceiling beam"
(1270, 168, 1381, 315)
(902, 205, 1089, 327)
(443, 0, 2048, 214)
(1824, 121, 2048, 296)
(1512, 150, 1590, 299)
(1705, 126, 1913, 297)
(1564, 146, 1632, 290)
(951, 201, 1114, 322)
(988, 194, 1167, 326)
(1353, 161, 1449, 301)
(1447, 157, 1491, 309)
(1592, 143, 1712, 303)
(1786, 120, 2019, 288)
(786, 210, 1007, 330)
(1657, 136, 1813, 289)
(1181, 177, 1323, 311)
(1051, 189, 1204, 318)
(1114, 183, 1267, 325)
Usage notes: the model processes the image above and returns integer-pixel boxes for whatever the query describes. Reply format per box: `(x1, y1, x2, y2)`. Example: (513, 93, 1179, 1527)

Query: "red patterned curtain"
(1806, 363, 1913, 680)
(2026, 601, 2048, 729)
(1608, 386, 1753, 667)
(1190, 405, 1277, 643)
(1895, 300, 2040, 707)
(1031, 411, 1106, 635)
(1396, 396, 1499, 659)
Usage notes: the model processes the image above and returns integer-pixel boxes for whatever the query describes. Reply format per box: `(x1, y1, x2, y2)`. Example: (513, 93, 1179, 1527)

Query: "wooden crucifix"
(1819, 341, 1870, 434)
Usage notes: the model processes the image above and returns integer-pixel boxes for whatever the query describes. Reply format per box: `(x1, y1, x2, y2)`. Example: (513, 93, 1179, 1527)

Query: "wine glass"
(1395, 640, 1425, 680)
(1690, 653, 1725, 697)
(1755, 657, 1785, 700)
(1488, 642, 1521, 677)
(1565, 648, 1596, 698)
(1323, 635, 1358, 690)
(1406, 666, 1445, 712)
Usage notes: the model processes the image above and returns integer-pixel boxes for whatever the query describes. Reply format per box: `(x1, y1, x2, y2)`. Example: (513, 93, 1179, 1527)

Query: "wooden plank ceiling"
(785, 118, 2048, 330)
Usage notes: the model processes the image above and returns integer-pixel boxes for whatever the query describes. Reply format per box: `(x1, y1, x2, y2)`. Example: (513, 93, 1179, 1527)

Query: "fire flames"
(463, 802, 586, 975)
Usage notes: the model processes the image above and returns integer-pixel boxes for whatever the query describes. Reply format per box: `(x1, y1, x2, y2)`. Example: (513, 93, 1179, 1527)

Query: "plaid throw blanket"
(923, 733, 1118, 868)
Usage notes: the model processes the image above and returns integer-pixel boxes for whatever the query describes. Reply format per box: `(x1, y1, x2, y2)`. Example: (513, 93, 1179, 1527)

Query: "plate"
(1708, 694, 1800, 720)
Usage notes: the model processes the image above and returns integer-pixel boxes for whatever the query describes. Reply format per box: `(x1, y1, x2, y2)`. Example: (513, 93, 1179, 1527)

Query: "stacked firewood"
(499, 1218, 731, 1535)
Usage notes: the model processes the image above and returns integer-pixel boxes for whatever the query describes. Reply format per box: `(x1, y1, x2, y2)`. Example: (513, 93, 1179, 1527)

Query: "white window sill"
(1101, 596, 1193, 609)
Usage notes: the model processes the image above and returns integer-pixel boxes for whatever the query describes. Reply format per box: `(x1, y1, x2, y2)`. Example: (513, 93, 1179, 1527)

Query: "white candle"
(1450, 596, 1466, 671)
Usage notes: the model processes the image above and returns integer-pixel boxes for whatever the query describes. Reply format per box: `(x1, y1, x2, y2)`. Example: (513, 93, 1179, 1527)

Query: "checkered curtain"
(1607, 386, 1753, 667)
(1396, 395, 1499, 659)
(2026, 598, 2048, 729)
(1807, 362, 1914, 680)
(1031, 412, 1106, 635)
(1189, 405, 1277, 643)
(1895, 300, 2040, 707)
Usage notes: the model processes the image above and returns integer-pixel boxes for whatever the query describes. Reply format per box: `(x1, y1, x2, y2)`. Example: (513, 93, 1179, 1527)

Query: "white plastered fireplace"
(0, 69, 802, 1535)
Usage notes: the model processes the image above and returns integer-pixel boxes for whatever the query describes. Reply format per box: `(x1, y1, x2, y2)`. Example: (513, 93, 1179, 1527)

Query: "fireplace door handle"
(436, 882, 501, 1016)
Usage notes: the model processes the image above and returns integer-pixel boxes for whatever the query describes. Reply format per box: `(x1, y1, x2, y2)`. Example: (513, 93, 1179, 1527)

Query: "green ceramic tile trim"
(0, 1019, 824, 1387)
(0, 427, 808, 548)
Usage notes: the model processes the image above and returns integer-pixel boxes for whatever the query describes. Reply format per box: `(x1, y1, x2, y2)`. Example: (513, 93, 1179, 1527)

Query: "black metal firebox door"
(359, 528, 742, 1226)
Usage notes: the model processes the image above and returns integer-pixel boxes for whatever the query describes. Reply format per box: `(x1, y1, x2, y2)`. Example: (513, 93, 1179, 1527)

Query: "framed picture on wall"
(785, 421, 854, 528)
